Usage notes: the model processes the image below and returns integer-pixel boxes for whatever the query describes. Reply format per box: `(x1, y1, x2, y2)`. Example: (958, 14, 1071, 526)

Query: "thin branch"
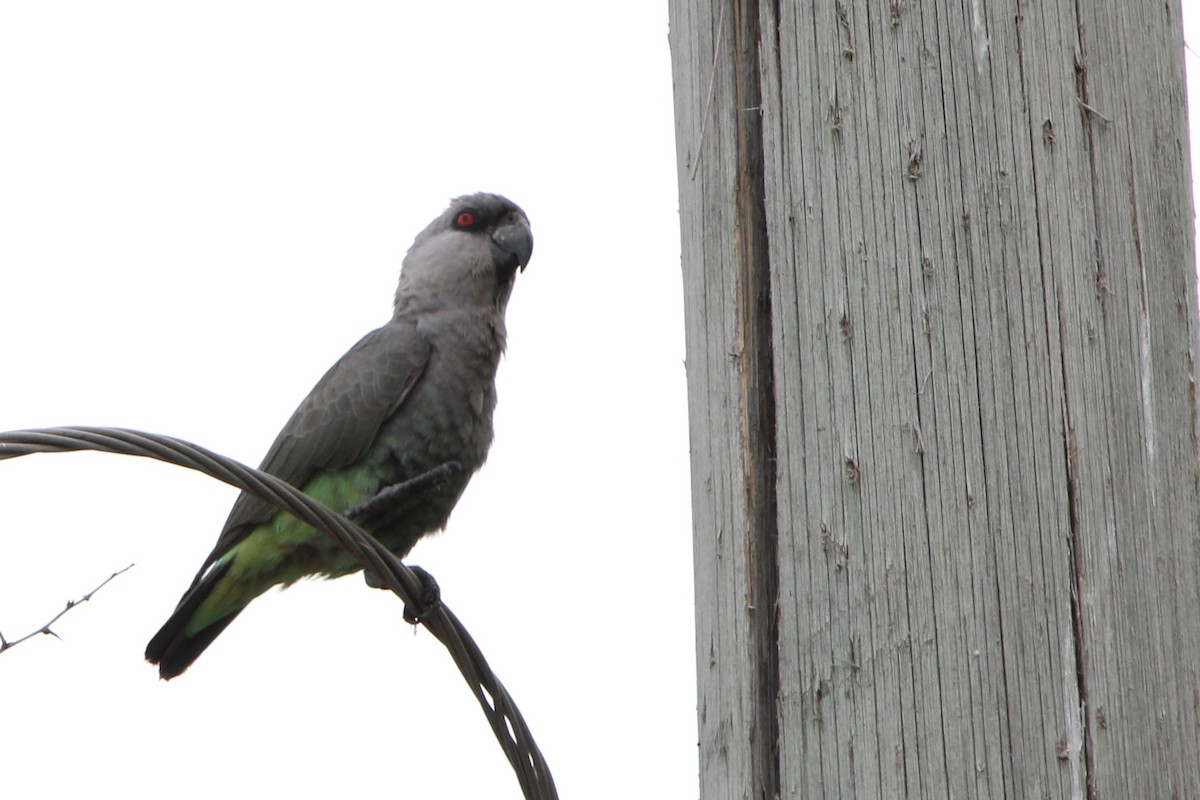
(0, 563, 135, 653)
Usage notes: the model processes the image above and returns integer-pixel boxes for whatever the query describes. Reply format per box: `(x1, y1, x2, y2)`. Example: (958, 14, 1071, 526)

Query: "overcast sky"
(0, 4, 694, 798)
(3, 4, 1200, 800)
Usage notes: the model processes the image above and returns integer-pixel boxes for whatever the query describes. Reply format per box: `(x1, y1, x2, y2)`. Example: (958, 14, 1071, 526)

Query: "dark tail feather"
(146, 560, 240, 680)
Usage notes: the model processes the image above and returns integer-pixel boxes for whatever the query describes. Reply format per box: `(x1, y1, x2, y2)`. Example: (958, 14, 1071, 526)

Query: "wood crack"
(731, 0, 780, 797)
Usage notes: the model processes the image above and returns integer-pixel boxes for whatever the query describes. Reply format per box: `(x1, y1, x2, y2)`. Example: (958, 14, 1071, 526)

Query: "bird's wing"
(194, 320, 432, 579)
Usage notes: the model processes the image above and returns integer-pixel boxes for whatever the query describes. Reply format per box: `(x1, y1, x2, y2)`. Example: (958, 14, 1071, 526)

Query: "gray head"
(394, 193, 532, 317)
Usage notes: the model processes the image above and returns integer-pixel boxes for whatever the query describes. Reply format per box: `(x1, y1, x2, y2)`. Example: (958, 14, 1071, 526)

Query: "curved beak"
(492, 216, 534, 273)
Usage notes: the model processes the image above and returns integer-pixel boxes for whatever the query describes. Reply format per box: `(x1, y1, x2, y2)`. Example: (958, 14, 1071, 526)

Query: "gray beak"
(492, 216, 534, 272)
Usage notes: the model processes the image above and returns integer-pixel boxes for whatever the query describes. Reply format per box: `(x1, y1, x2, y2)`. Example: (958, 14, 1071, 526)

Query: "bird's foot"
(361, 564, 441, 623)
(363, 566, 388, 589)
(401, 565, 441, 624)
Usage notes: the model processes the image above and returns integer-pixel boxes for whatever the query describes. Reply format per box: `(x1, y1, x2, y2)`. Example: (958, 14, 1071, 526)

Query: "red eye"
(455, 210, 477, 228)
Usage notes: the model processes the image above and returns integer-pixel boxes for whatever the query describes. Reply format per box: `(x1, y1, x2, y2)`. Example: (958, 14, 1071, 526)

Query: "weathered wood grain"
(670, 0, 1200, 796)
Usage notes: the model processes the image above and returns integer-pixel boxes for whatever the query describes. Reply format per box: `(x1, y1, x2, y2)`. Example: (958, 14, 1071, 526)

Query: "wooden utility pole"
(670, 1, 1200, 796)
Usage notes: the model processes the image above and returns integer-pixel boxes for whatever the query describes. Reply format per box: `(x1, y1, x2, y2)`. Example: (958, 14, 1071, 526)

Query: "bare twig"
(0, 563, 134, 654)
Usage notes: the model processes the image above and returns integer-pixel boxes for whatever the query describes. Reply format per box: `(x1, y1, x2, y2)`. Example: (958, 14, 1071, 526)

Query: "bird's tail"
(145, 559, 247, 680)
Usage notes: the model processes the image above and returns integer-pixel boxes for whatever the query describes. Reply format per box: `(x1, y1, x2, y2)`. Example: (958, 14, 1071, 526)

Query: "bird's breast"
(376, 318, 502, 483)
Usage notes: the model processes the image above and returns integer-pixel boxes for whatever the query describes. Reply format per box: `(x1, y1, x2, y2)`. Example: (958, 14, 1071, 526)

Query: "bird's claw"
(402, 565, 441, 624)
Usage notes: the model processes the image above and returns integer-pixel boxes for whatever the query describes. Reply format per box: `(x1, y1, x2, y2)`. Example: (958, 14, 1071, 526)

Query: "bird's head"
(394, 193, 533, 316)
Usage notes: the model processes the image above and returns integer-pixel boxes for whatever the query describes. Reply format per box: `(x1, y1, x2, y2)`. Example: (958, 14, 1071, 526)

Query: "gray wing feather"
(194, 320, 431, 579)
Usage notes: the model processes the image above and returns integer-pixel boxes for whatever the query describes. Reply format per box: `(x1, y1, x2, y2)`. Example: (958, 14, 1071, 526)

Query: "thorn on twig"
(0, 564, 134, 655)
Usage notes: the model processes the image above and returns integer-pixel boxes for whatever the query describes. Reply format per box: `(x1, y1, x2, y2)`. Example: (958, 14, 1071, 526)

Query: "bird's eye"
(454, 209, 478, 229)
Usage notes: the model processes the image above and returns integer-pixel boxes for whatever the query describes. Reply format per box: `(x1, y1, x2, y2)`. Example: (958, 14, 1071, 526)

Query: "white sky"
(3, 4, 1200, 800)
(0, 4, 694, 798)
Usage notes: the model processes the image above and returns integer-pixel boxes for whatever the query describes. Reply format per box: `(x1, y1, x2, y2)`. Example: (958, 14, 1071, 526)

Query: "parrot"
(145, 192, 532, 679)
